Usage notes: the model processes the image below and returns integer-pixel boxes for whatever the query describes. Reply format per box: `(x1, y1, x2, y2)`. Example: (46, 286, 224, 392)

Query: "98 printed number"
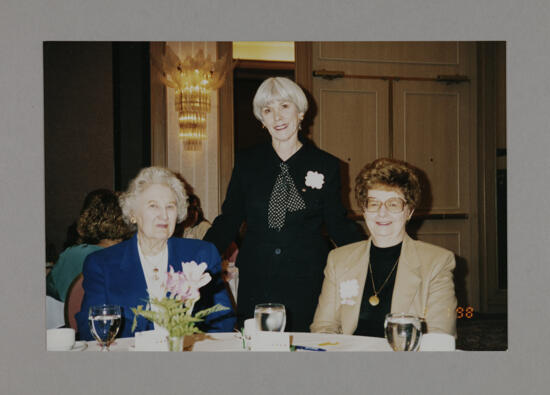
(456, 306, 474, 319)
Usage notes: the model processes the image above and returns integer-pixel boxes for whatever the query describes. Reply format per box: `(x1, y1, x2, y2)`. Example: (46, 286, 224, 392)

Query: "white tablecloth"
(80, 332, 393, 352)
(46, 296, 65, 329)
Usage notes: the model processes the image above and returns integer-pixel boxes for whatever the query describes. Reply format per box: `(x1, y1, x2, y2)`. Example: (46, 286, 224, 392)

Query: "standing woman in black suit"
(204, 77, 364, 331)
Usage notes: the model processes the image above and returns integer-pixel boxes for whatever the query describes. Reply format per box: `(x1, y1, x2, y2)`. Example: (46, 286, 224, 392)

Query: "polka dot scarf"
(268, 162, 306, 231)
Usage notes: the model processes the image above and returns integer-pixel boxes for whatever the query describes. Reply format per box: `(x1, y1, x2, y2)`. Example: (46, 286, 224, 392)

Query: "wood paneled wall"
(309, 42, 482, 311)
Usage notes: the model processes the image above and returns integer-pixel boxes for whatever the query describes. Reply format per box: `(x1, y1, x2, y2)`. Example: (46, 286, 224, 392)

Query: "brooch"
(305, 171, 325, 189)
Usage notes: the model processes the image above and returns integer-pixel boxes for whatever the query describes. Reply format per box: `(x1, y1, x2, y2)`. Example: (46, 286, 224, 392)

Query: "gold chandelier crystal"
(156, 46, 227, 151)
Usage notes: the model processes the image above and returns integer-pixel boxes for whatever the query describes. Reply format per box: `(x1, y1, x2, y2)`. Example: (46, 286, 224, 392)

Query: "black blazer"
(204, 141, 364, 331)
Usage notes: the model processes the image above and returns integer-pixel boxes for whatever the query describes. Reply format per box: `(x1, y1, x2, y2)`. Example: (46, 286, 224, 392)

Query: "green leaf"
(130, 297, 228, 336)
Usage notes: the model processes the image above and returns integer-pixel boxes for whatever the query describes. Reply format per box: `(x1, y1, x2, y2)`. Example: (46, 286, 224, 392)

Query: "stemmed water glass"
(254, 303, 286, 332)
(88, 304, 122, 351)
(384, 313, 422, 351)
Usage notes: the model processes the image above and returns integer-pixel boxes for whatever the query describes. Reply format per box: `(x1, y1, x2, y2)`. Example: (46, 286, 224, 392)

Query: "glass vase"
(167, 336, 183, 352)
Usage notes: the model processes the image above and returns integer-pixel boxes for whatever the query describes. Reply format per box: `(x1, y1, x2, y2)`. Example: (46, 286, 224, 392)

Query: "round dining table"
(78, 332, 393, 352)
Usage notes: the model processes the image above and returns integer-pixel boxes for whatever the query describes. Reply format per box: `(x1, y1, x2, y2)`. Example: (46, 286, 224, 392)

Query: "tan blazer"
(310, 234, 457, 336)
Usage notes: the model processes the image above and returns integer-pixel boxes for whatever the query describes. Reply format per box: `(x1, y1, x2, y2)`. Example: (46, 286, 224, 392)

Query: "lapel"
(390, 234, 422, 314)
(340, 241, 370, 334)
(340, 235, 423, 333)
(116, 234, 150, 332)
(167, 237, 183, 272)
(121, 235, 182, 273)
(119, 234, 147, 293)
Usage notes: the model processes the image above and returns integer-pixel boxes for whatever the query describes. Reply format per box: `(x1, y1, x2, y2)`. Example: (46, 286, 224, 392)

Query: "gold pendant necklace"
(368, 295, 380, 306)
(140, 245, 166, 283)
(368, 256, 400, 306)
(143, 256, 162, 282)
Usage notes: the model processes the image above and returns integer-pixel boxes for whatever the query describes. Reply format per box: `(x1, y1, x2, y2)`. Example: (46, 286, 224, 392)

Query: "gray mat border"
(1, 0, 549, 394)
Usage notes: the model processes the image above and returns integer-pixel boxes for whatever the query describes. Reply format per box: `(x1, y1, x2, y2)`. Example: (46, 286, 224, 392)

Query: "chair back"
(64, 274, 84, 331)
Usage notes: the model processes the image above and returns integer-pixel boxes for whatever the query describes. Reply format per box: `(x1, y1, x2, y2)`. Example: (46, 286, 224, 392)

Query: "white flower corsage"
(305, 171, 325, 189)
(339, 279, 359, 306)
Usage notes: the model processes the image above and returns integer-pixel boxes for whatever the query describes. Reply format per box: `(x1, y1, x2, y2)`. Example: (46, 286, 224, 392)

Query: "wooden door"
(309, 42, 480, 311)
(392, 78, 477, 310)
(312, 77, 389, 213)
(393, 80, 471, 215)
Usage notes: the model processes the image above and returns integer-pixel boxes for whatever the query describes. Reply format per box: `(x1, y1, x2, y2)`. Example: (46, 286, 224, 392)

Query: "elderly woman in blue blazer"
(76, 167, 235, 340)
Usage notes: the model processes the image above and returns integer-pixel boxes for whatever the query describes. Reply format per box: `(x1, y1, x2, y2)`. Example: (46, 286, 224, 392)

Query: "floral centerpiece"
(131, 261, 228, 351)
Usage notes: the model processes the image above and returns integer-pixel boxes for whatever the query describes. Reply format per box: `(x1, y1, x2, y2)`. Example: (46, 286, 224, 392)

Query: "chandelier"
(157, 46, 227, 151)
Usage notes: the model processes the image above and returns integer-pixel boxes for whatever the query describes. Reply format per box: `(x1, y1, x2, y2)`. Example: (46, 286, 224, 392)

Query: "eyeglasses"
(365, 197, 407, 213)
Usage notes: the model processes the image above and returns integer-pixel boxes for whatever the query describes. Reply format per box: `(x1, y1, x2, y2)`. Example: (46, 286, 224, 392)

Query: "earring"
(130, 217, 136, 224)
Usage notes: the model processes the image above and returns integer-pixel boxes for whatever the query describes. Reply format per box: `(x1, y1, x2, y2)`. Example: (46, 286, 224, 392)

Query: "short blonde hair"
(355, 158, 422, 210)
(252, 77, 308, 121)
(119, 167, 188, 230)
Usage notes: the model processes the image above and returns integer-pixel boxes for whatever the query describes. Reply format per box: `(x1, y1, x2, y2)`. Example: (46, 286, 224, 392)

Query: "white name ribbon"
(250, 331, 290, 351)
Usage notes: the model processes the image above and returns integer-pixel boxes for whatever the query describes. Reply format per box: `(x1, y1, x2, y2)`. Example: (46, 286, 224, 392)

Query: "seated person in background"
(178, 194, 211, 240)
(76, 167, 236, 340)
(61, 189, 117, 252)
(311, 158, 457, 337)
(46, 189, 132, 302)
(174, 192, 240, 299)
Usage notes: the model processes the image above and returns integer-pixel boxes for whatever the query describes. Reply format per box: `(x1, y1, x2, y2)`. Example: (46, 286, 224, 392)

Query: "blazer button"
(274, 248, 282, 255)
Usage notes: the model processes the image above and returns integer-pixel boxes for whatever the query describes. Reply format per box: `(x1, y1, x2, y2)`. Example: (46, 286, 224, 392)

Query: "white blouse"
(137, 242, 168, 331)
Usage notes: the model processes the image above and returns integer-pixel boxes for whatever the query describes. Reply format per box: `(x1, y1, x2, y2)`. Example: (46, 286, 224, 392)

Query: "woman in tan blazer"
(310, 158, 457, 337)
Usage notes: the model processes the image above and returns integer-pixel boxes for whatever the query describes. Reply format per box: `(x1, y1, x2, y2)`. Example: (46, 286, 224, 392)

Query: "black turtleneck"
(354, 242, 402, 338)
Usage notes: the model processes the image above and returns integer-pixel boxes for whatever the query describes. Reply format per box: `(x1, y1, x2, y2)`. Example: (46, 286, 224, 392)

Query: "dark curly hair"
(355, 158, 421, 210)
(76, 189, 133, 244)
(187, 194, 205, 224)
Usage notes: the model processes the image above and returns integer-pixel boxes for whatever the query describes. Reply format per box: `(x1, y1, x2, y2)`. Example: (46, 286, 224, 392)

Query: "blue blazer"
(76, 234, 236, 340)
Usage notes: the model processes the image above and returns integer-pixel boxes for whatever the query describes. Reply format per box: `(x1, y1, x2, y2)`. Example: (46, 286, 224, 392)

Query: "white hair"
(252, 77, 308, 121)
(119, 167, 188, 229)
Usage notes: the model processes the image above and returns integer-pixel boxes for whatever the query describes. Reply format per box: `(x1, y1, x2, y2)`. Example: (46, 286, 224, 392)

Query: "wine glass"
(384, 313, 422, 351)
(88, 304, 122, 351)
(254, 303, 286, 332)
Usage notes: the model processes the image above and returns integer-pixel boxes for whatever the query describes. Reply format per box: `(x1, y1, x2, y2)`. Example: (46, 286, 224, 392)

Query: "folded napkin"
(243, 318, 290, 351)
(419, 333, 456, 351)
(250, 332, 290, 351)
(134, 329, 169, 351)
